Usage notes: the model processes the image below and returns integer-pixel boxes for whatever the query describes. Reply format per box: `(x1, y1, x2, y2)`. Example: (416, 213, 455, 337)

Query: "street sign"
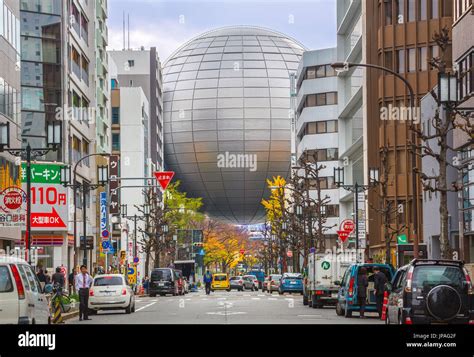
(239, 249, 245, 255)
(109, 155, 120, 214)
(102, 241, 110, 250)
(0, 186, 27, 227)
(287, 250, 293, 258)
(127, 267, 137, 284)
(133, 257, 139, 264)
(154, 171, 175, 190)
(397, 234, 408, 245)
(340, 219, 355, 234)
(309, 247, 316, 254)
(21, 163, 68, 231)
(321, 261, 331, 270)
(337, 230, 350, 242)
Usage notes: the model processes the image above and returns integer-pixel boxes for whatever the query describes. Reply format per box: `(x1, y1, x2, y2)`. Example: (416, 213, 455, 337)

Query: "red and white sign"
(31, 208, 66, 229)
(340, 219, 355, 234)
(287, 250, 293, 258)
(3, 191, 23, 210)
(337, 230, 350, 243)
(154, 171, 175, 190)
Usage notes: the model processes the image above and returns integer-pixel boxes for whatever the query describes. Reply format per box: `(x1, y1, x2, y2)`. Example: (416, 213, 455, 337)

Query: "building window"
(112, 107, 120, 124)
(385, 0, 393, 25)
(397, 0, 405, 23)
(82, 141, 89, 166)
(408, 48, 416, 72)
(303, 92, 338, 110)
(72, 136, 81, 164)
(419, 0, 428, 20)
(325, 205, 340, 218)
(459, 51, 474, 101)
(385, 51, 394, 71)
(128, 60, 135, 68)
(303, 64, 336, 80)
(419, 47, 428, 71)
(430, 0, 439, 18)
(112, 133, 120, 151)
(396, 49, 405, 73)
(305, 148, 339, 162)
(408, 0, 416, 21)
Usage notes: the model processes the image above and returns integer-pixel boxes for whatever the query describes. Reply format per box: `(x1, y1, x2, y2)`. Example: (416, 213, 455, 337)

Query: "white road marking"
(135, 301, 157, 312)
(268, 298, 278, 301)
(251, 297, 261, 300)
(207, 311, 247, 316)
(298, 314, 323, 317)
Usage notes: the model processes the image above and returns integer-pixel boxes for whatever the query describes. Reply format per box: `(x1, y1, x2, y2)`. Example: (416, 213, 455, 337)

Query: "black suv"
(386, 259, 473, 324)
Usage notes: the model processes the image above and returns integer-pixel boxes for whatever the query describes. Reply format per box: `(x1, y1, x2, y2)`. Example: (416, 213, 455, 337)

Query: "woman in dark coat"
(357, 267, 369, 318)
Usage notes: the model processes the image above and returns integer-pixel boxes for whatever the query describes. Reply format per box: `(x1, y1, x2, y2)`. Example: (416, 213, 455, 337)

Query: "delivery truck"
(304, 252, 353, 308)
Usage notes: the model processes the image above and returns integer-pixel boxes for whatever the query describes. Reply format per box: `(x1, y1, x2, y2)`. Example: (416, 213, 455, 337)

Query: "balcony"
(72, 60, 81, 79)
(82, 69, 89, 86)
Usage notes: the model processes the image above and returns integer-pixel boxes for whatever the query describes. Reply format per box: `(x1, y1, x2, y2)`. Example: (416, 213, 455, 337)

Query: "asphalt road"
(67, 289, 384, 324)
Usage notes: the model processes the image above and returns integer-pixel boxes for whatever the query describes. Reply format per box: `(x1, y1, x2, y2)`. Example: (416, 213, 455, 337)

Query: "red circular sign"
(287, 250, 293, 258)
(341, 219, 355, 233)
(3, 191, 23, 210)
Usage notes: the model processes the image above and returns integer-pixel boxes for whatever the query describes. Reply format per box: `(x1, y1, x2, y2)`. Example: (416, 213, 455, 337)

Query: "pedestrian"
(68, 269, 75, 295)
(75, 265, 93, 321)
(52, 267, 65, 289)
(203, 270, 213, 295)
(37, 269, 47, 290)
(357, 267, 368, 318)
(143, 276, 149, 295)
(44, 269, 51, 285)
(373, 266, 388, 318)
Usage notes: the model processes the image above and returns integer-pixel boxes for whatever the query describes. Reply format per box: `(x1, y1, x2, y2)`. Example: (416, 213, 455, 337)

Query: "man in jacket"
(203, 270, 213, 295)
(373, 266, 388, 318)
(51, 267, 65, 289)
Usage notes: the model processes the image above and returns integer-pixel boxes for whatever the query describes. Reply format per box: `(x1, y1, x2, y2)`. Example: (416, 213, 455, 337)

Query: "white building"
(295, 48, 340, 248)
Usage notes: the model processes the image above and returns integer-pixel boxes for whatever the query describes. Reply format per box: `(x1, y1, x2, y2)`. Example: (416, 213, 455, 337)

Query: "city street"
(68, 290, 383, 325)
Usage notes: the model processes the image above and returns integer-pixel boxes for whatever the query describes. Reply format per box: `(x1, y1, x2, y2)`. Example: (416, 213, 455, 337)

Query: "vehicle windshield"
(245, 275, 257, 280)
(412, 266, 465, 290)
(94, 277, 123, 286)
(151, 269, 172, 281)
(283, 274, 302, 280)
(214, 275, 227, 281)
(271, 275, 282, 280)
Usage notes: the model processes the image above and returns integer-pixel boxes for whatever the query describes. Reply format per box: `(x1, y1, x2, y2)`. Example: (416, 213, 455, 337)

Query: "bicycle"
(49, 284, 73, 318)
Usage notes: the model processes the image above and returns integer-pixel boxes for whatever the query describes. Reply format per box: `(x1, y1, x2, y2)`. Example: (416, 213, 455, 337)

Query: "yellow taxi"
(211, 273, 231, 291)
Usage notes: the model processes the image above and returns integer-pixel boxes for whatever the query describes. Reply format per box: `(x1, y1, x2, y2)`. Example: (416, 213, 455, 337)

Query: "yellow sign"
(127, 267, 137, 285)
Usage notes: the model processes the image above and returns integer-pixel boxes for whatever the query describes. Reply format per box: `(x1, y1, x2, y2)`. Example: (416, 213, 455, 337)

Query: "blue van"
(335, 263, 395, 318)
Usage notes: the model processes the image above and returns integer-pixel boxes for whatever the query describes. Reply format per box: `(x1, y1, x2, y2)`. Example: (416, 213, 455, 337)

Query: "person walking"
(52, 267, 65, 289)
(75, 265, 93, 321)
(203, 270, 213, 295)
(373, 266, 388, 318)
(68, 269, 75, 295)
(44, 269, 51, 285)
(143, 276, 150, 295)
(357, 267, 368, 318)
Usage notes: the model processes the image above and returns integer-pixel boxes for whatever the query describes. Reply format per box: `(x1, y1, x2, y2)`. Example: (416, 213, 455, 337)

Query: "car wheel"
(132, 302, 136, 313)
(311, 295, 319, 309)
(336, 302, 344, 316)
(279, 290, 283, 295)
(125, 303, 132, 314)
(227, 288, 231, 292)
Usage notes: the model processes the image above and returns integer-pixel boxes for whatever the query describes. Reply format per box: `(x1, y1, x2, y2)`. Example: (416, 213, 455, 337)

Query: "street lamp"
(333, 166, 378, 262)
(438, 72, 458, 105)
(0, 121, 62, 264)
(296, 205, 303, 217)
(97, 165, 109, 186)
(331, 61, 420, 258)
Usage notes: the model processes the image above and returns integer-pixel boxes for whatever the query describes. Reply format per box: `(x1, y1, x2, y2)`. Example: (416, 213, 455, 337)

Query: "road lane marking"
(251, 297, 260, 300)
(135, 301, 157, 312)
(207, 311, 246, 316)
(268, 298, 278, 301)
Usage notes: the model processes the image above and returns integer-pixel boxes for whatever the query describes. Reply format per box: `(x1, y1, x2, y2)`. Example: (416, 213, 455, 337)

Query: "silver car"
(242, 275, 259, 291)
(229, 276, 244, 291)
(266, 274, 282, 293)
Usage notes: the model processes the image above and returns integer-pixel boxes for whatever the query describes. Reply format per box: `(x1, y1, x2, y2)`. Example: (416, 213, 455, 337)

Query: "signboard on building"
(109, 155, 120, 214)
(21, 163, 68, 231)
(100, 191, 109, 253)
(0, 186, 26, 227)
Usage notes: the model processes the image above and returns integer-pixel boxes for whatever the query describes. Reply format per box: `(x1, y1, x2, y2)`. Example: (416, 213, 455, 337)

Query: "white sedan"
(88, 274, 135, 314)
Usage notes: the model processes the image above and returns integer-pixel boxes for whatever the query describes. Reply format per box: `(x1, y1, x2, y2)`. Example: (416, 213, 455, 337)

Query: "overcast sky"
(107, 0, 337, 62)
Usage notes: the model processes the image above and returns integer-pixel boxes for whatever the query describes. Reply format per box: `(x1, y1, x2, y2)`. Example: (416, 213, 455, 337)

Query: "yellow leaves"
(262, 175, 286, 223)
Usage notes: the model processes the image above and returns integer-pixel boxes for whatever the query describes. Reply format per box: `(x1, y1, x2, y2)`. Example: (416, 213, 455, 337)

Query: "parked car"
(230, 276, 245, 291)
(386, 259, 473, 325)
(0, 256, 50, 324)
(279, 273, 303, 295)
(262, 276, 270, 292)
(266, 274, 282, 294)
(88, 274, 135, 314)
(247, 270, 265, 289)
(174, 270, 185, 295)
(335, 263, 395, 318)
(242, 275, 259, 291)
(211, 274, 230, 291)
(149, 268, 180, 297)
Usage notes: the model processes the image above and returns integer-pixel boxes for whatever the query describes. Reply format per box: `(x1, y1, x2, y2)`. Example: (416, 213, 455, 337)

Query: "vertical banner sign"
(109, 155, 120, 214)
(21, 163, 68, 231)
(100, 192, 109, 253)
(357, 192, 366, 248)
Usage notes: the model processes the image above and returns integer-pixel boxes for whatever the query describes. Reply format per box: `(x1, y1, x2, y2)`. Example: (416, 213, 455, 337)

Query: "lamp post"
(61, 157, 110, 270)
(334, 166, 379, 262)
(331, 61, 419, 258)
(0, 121, 61, 264)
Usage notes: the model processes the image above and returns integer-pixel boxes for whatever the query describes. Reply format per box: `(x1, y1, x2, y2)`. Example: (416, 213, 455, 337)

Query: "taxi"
(211, 273, 230, 292)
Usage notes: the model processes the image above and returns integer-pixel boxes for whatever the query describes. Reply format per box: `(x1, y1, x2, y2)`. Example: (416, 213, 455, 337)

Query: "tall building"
(295, 48, 340, 249)
(20, 0, 101, 271)
(336, 1, 366, 250)
(363, 0, 453, 263)
(453, 0, 473, 265)
(109, 48, 164, 171)
(0, 0, 21, 251)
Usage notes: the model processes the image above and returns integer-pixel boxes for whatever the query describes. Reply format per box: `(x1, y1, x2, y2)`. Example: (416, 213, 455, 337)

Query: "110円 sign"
(21, 162, 68, 231)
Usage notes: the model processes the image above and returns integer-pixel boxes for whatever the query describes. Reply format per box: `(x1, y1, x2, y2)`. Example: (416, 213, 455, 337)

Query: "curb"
(61, 309, 79, 322)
